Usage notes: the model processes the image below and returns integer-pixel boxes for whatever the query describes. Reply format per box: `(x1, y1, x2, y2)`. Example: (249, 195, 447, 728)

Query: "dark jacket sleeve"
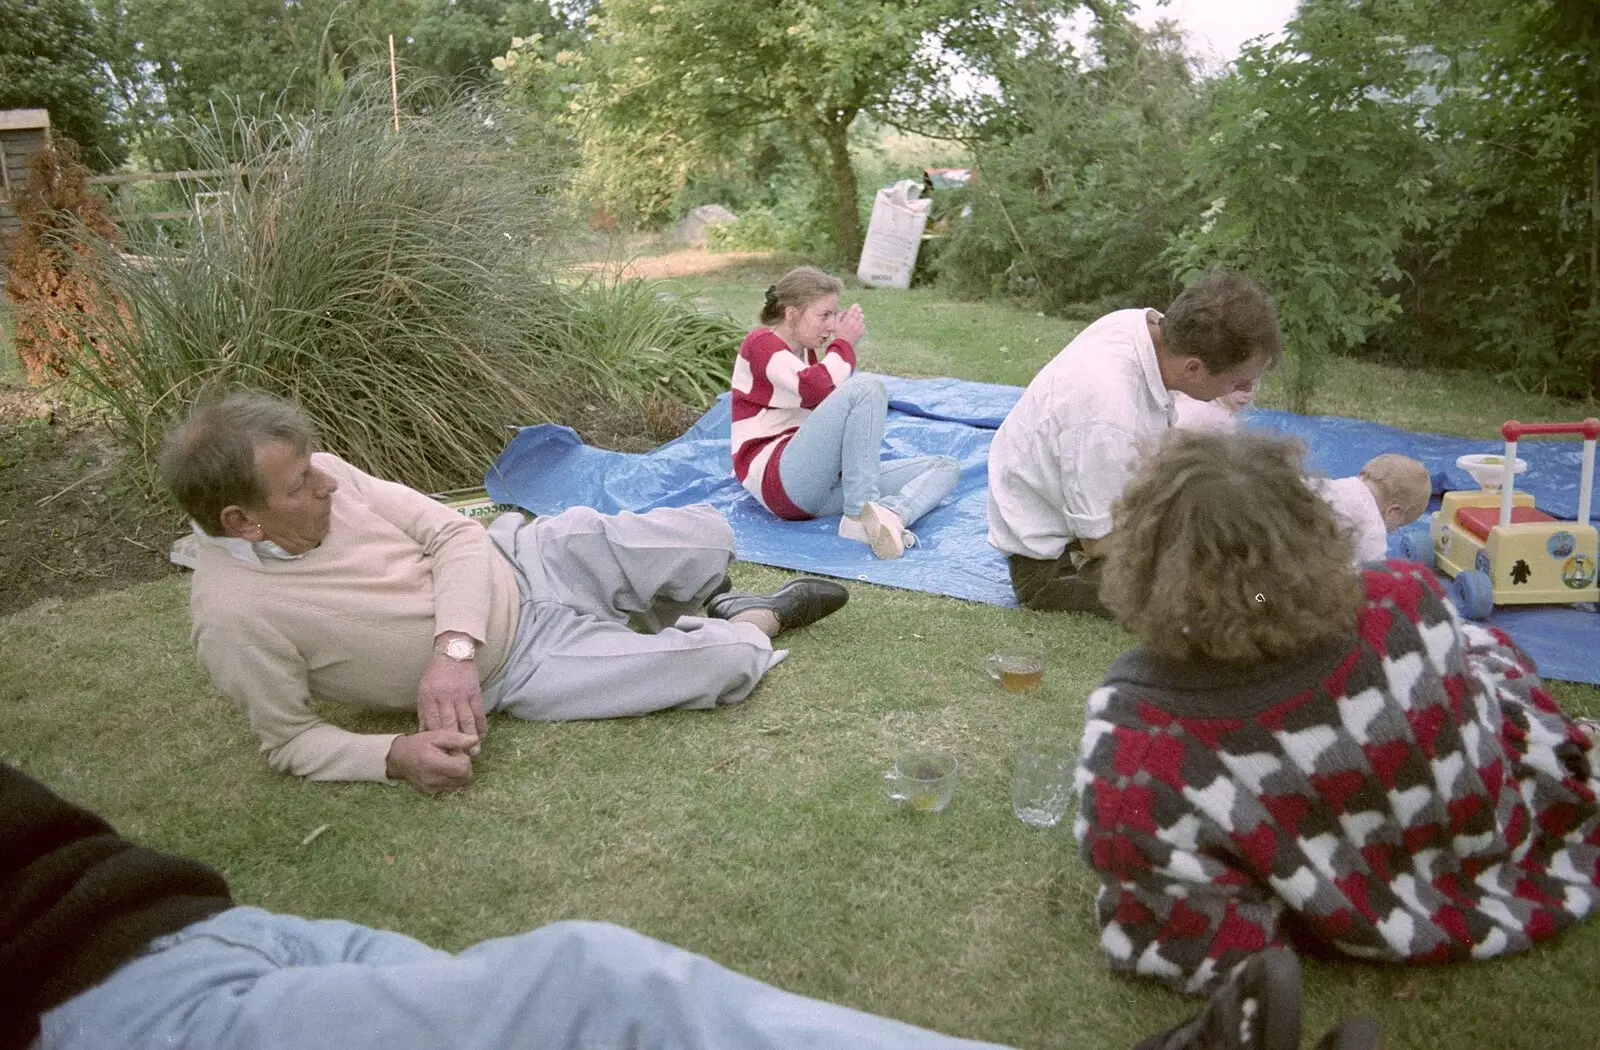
(0, 764, 233, 1050)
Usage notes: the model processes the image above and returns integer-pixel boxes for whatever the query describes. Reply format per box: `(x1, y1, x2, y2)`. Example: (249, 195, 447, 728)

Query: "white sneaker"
(838, 514, 869, 543)
(839, 506, 914, 558)
(858, 501, 907, 559)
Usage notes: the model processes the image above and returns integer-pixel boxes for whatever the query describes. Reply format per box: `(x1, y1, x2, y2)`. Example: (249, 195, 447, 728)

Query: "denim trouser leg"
(870, 454, 962, 526)
(778, 374, 960, 526)
(38, 907, 1014, 1050)
(779, 373, 887, 517)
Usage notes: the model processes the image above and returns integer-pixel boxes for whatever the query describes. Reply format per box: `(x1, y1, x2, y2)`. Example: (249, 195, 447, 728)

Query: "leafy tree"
(1381, 0, 1600, 396)
(579, 0, 1075, 259)
(409, 0, 576, 86)
(934, 6, 1199, 314)
(113, 0, 581, 165)
(118, 0, 354, 155)
(1167, 0, 1438, 411)
(0, 0, 128, 170)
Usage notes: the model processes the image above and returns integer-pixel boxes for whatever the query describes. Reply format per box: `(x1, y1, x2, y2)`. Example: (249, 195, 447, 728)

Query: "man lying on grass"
(159, 390, 848, 793)
(1076, 429, 1600, 995)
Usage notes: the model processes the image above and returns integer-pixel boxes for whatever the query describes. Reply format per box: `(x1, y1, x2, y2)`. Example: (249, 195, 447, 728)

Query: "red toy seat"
(1454, 505, 1557, 541)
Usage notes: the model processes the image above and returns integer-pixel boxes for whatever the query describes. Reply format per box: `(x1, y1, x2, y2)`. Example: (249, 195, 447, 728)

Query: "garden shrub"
(4, 138, 124, 386)
(1166, 1, 1439, 411)
(57, 82, 740, 494)
(932, 18, 1197, 316)
(704, 171, 833, 257)
(1364, 0, 1600, 399)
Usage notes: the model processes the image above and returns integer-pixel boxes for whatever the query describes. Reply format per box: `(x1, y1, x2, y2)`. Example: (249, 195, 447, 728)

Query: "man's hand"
(416, 649, 487, 743)
(386, 730, 478, 793)
(835, 303, 866, 346)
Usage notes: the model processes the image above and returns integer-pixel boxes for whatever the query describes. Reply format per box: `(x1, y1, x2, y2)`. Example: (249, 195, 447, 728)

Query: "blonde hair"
(1360, 454, 1431, 524)
(759, 265, 842, 326)
(1100, 429, 1365, 664)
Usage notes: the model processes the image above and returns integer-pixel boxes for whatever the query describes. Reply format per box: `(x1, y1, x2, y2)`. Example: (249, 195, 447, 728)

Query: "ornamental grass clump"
(559, 277, 743, 409)
(62, 83, 739, 493)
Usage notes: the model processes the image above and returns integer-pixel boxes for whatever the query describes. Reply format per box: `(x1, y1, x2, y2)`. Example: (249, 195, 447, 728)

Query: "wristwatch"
(437, 637, 477, 662)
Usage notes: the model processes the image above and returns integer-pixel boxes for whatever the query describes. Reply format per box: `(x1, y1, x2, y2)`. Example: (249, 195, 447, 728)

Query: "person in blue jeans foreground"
(6, 762, 1383, 1050)
(730, 265, 960, 559)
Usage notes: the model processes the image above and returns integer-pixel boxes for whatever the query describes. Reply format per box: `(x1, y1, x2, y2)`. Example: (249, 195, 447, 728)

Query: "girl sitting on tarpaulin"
(729, 265, 959, 560)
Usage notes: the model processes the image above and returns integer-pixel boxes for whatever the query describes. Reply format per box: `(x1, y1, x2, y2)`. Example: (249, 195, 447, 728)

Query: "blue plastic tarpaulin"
(485, 375, 1600, 685)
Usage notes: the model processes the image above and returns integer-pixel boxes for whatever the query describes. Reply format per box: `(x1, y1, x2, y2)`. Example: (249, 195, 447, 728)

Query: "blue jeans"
(778, 374, 960, 522)
(36, 907, 1011, 1050)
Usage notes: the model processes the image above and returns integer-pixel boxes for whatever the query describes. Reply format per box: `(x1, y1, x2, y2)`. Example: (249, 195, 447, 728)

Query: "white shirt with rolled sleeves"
(1310, 475, 1390, 564)
(987, 309, 1177, 561)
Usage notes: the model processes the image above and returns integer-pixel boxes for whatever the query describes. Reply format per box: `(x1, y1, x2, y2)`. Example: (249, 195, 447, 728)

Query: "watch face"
(446, 639, 475, 661)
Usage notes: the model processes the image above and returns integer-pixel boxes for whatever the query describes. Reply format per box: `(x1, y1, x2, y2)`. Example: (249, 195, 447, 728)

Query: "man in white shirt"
(987, 272, 1282, 614)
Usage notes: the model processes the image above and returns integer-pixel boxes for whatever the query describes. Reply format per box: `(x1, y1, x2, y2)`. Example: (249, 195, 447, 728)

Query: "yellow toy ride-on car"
(1415, 418, 1599, 620)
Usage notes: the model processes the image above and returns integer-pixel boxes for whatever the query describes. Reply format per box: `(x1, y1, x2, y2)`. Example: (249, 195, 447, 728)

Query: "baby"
(1172, 389, 1430, 562)
(1311, 453, 1432, 563)
(1173, 384, 1255, 433)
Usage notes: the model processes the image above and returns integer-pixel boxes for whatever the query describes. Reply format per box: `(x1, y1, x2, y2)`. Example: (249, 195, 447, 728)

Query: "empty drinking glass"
(1011, 745, 1076, 828)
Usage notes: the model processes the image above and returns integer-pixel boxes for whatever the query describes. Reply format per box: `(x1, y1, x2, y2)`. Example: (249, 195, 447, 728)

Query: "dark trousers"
(1006, 541, 1113, 617)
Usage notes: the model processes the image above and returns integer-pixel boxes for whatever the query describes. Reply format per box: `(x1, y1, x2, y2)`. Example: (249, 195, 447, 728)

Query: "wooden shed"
(0, 109, 52, 253)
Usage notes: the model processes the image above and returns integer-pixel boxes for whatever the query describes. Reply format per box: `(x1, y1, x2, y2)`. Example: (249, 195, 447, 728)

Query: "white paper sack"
(856, 179, 932, 290)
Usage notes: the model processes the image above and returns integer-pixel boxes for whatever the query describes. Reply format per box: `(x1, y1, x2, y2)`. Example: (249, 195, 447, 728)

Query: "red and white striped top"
(730, 327, 856, 519)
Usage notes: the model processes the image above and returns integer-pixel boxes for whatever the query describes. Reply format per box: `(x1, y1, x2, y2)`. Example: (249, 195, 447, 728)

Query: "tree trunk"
(818, 115, 862, 264)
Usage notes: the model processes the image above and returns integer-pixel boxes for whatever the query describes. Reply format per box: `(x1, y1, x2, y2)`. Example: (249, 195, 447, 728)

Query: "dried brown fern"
(3, 138, 123, 386)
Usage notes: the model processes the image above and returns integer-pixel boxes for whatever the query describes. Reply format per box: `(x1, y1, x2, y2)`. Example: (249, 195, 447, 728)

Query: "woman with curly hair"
(1075, 428, 1600, 1000)
(730, 265, 959, 559)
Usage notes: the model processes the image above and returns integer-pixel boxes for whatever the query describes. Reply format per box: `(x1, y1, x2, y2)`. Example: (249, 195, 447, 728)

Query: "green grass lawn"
(4, 264, 1600, 1049)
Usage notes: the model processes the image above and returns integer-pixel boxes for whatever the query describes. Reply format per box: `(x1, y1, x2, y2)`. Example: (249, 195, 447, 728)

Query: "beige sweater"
(190, 453, 520, 782)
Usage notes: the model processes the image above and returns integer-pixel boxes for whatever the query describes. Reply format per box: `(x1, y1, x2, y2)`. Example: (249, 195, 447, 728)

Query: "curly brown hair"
(1099, 429, 1365, 664)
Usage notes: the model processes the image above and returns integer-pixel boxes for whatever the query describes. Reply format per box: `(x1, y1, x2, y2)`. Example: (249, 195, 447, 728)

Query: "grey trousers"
(479, 504, 781, 721)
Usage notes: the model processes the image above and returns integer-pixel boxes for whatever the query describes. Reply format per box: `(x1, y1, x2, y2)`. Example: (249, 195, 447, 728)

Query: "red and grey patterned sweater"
(1075, 561, 1600, 995)
(730, 327, 855, 520)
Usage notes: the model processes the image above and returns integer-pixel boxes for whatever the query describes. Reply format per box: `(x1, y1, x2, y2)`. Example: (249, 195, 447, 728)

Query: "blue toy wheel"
(1450, 569, 1494, 621)
(1398, 529, 1432, 565)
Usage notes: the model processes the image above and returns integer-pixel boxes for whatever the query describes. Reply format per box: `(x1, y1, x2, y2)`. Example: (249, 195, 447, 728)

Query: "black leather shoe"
(703, 574, 733, 608)
(1132, 947, 1302, 1050)
(707, 578, 849, 634)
